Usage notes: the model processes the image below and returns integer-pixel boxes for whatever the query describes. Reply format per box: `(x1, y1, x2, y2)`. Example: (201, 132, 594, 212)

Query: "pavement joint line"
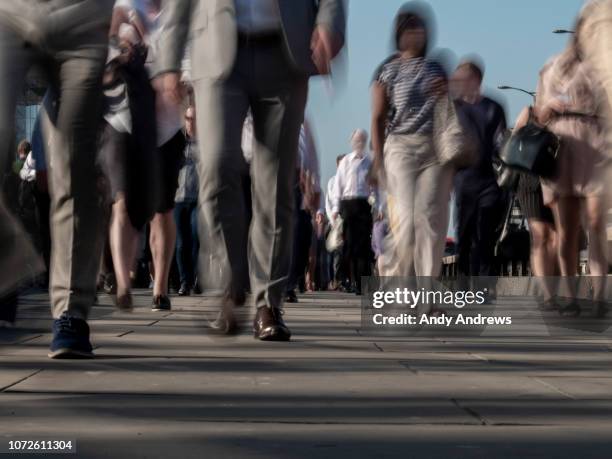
(532, 377, 577, 400)
(450, 399, 488, 426)
(398, 361, 419, 374)
(146, 320, 161, 326)
(372, 343, 384, 352)
(116, 330, 135, 337)
(11, 335, 44, 345)
(0, 369, 43, 393)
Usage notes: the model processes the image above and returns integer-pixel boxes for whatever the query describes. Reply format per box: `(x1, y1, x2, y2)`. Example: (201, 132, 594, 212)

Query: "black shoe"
(538, 297, 558, 311)
(0, 291, 18, 328)
(103, 273, 116, 295)
(114, 293, 133, 312)
(192, 282, 202, 295)
(151, 295, 171, 311)
(285, 290, 298, 303)
(253, 307, 291, 341)
(48, 313, 94, 359)
(178, 283, 191, 296)
(559, 301, 581, 317)
(593, 301, 610, 318)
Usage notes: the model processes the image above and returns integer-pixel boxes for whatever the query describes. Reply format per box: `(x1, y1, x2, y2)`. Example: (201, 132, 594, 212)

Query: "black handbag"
(499, 108, 560, 179)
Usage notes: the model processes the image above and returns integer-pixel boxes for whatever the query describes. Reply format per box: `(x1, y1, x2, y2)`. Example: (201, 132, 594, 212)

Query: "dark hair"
(336, 154, 345, 165)
(457, 61, 484, 82)
(392, 2, 436, 55)
(17, 140, 31, 155)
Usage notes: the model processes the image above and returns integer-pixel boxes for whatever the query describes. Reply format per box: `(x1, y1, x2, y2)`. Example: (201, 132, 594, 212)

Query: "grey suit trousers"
(0, 0, 113, 319)
(193, 38, 308, 310)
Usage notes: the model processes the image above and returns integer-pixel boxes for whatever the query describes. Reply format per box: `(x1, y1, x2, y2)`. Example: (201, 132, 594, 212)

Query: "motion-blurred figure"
(286, 120, 321, 303)
(155, 0, 346, 340)
(451, 61, 507, 280)
(174, 106, 200, 297)
(325, 154, 345, 290)
(100, 0, 159, 312)
(535, 9, 611, 317)
(371, 4, 453, 284)
(0, 0, 114, 357)
(579, 0, 612, 136)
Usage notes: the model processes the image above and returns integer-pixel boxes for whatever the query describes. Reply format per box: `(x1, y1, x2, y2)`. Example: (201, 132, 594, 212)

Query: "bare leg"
(529, 219, 558, 300)
(109, 197, 139, 300)
(150, 210, 176, 297)
(584, 195, 608, 301)
(553, 197, 581, 302)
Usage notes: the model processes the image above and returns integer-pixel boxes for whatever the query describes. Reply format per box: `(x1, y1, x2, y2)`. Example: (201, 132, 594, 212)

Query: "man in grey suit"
(0, 0, 114, 357)
(155, 0, 346, 340)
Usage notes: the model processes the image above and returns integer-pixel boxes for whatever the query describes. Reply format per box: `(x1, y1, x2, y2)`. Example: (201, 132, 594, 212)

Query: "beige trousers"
(381, 134, 454, 278)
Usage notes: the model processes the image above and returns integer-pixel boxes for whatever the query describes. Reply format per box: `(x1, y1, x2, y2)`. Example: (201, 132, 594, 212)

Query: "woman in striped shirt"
(371, 3, 453, 285)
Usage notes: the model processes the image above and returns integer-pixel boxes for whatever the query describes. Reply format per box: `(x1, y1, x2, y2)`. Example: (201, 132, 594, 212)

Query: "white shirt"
(325, 175, 336, 222)
(234, 0, 282, 34)
(241, 113, 254, 164)
(331, 151, 373, 213)
(19, 152, 36, 182)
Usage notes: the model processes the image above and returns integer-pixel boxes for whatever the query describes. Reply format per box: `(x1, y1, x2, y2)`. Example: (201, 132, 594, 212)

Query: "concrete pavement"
(1, 289, 612, 458)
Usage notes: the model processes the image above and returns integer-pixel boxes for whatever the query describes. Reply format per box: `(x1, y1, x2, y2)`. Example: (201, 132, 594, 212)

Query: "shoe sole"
(151, 307, 171, 312)
(254, 327, 291, 342)
(48, 348, 94, 359)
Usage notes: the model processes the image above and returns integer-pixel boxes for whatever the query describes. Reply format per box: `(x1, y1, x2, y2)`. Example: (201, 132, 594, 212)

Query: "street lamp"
(497, 85, 536, 100)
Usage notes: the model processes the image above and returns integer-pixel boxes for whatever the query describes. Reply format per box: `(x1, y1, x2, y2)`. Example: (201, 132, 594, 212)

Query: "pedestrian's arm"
(153, 0, 194, 104)
(311, 0, 347, 75)
(315, 0, 347, 53)
(156, 0, 193, 76)
(371, 81, 388, 181)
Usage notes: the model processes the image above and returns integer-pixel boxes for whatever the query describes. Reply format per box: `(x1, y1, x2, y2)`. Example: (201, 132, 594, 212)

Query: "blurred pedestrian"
(174, 106, 200, 296)
(371, 4, 454, 284)
(534, 12, 611, 317)
(286, 120, 321, 303)
(331, 129, 375, 295)
(450, 61, 507, 281)
(155, 0, 346, 340)
(325, 154, 345, 290)
(0, 0, 114, 357)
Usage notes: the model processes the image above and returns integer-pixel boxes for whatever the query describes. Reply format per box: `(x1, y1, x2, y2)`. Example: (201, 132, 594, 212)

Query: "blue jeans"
(174, 201, 199, 286)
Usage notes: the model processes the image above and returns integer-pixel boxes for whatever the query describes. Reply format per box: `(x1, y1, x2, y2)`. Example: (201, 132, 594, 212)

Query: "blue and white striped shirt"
(377, 56, 445, 136)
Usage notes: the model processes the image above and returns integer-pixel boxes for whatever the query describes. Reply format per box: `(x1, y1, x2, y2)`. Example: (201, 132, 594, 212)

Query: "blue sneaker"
(48, 313, 94, 359)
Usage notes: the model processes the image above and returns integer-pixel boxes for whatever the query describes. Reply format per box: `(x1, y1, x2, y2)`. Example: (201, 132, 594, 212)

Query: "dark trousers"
(174, 201, 199, 286)
(455, 186, 504, 277)
(287, 182, 313, 292)
(340, 198, 373, 292)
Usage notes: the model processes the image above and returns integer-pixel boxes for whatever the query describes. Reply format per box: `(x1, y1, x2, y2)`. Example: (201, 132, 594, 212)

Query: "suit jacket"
(157, 0, 346, 81)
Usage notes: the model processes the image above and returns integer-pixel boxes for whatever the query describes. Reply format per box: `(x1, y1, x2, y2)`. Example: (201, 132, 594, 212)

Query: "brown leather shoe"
(253, 307, 291, 341)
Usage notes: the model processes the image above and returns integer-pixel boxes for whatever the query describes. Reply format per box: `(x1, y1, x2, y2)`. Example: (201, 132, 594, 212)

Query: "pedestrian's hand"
(370, 155, 384, 186)
(153, 72, 183, 106)
(311, 26, 340, 75)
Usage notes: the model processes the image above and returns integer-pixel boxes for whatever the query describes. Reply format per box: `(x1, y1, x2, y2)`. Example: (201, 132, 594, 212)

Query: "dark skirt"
(516, 173, 554, 224)
(98, 60, 159, 230)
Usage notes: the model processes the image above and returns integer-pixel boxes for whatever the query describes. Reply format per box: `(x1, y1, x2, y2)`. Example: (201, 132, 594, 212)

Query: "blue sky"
(307, 0, 586, 188)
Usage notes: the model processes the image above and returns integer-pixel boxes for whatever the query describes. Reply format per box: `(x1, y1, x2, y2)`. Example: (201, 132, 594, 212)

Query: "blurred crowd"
(1, 0, 612, 358)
